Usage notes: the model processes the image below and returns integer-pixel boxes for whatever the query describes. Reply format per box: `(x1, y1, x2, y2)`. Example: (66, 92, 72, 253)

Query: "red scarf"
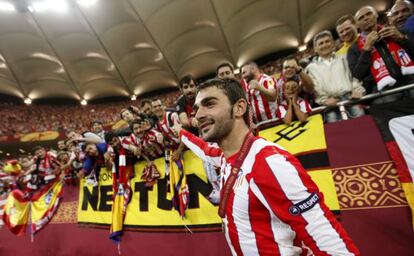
(112, 147, 130, 192)
(357, 27, 414, 91)
(37, 152, 58, 175)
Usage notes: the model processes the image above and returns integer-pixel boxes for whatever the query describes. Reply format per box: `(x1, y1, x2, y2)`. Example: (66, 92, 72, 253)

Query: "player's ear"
(233, 98, 248, 119)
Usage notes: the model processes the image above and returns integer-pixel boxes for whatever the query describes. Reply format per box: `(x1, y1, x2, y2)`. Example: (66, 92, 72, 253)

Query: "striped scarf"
(109, 147, 132, 247)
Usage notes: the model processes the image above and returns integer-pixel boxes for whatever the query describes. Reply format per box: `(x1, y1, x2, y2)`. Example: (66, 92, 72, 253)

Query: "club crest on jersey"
(288, 192, 319, 216)
(233, 169, 245, 189)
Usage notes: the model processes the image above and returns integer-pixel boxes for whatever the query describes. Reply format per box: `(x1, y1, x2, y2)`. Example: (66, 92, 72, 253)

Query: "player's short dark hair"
(81, 142, 96, 152)
(285, 76, 300, 83)
(32, 146, 44, 152)
(198, 78, 249, 124)
(56, 151, 70, 160)
(336, 14, 356, 27)
(216, 62, 234, 75)
(241, 61, 258, 70)
(129, 117, 145, 130)
(179, 75, 196, 88)
(313, 30, 333, 47)
(282, 56, 298, 65)
(120, 108, 130, 119)
(139, 99, 152, 108)
(91, 120, 103, 127)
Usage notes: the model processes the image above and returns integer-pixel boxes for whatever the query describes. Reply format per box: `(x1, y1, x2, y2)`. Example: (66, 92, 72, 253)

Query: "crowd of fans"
(0, 92, 178, 141)
(1, 1, 413, 206)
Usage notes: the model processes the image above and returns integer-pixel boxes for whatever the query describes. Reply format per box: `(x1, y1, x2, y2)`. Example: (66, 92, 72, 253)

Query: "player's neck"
(219, 123, 250, 158)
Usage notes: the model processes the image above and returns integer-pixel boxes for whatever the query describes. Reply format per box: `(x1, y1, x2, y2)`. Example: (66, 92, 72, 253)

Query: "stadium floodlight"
(24, 98, 32, 105)
(0, 1, 15, 12)
(298, 44, 307, 52)
(81, 99, 87, 105)
(130, 95, 137, 101)
(77, 0, 98, 7)
(30, 0, 68, 13)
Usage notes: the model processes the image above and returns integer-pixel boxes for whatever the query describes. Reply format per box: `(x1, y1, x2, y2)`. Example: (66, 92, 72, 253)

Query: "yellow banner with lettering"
(77, 151, 222, 232)
(78, 114, 339, 231)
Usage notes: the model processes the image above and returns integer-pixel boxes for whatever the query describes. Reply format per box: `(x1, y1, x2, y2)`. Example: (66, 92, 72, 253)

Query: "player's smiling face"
(194, 86, 234, 143)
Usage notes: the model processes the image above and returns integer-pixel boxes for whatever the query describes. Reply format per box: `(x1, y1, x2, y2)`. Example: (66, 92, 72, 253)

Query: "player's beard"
(199, 108, 234, 143)
(185, 91, 196, 101)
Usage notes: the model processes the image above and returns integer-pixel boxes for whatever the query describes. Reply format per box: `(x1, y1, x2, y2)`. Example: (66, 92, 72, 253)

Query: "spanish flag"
(2, 179, 63, 236)
(30, 180, 64, 234)
(109, 185, 126, 243)
(167, 158, 189, 218)
(2, 190, 30, 236)
(109, 151, 132, 246)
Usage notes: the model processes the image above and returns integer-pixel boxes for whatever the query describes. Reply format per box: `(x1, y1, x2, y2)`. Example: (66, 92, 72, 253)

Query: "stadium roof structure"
(0, 0, 387, 102)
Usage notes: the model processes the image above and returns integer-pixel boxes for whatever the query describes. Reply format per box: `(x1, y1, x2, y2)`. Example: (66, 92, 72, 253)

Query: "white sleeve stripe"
(250, 181, 300, 256)
(181, 135, 222, 167)
(239, 139, 270, 173)
(222, 219, 238, 256)
(231, 186, 260, 256)
(302, 204, 355, 255)
(265, 154, 311, 201)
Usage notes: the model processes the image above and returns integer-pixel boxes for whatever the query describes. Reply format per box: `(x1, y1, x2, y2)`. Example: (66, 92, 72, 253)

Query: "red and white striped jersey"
(122, 131, 164, 160)
(156, 111, 181, 148)
(276, 98, 312, 119)
(143, 129, 164, 159)
(33, 152, 59, 175)
(180, 129, 359, 256)
(244, 74, 278, 123)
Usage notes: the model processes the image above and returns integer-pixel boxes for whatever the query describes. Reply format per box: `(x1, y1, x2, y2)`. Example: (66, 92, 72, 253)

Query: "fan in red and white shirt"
(127, 117, 164, 160)
(276, 78, 312, 124)
(31, 147, 60, 180)
(151, 98, 181, 149)
(276, 57, 315, 105)
(126, 117, 162, 186)
(241, 62, 278, 123)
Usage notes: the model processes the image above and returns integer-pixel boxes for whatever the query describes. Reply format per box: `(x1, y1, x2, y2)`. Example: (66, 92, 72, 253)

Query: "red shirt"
(243, 74, 278, 123)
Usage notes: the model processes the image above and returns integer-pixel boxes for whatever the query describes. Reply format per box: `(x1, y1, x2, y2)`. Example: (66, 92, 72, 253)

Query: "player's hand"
(132, 146, 141, 156)
(292, 94, 298, 104)
(378, 26, 405, 41)
(290, 61, 302, 74)
(363, 31, 379, 51)
(129, 105, 140, 114)
(171, 150, 181, 162)
(191, 118, 198, 128)
(350, 91, 363, 99)
(249, 80, 260, 90)
(104, 151, 113, 162)
(325, 98, 338, 107)
(171, 123, 182, 137)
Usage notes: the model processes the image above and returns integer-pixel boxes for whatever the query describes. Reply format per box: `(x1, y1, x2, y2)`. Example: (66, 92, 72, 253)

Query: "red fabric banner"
(325, 115, 414, 255)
